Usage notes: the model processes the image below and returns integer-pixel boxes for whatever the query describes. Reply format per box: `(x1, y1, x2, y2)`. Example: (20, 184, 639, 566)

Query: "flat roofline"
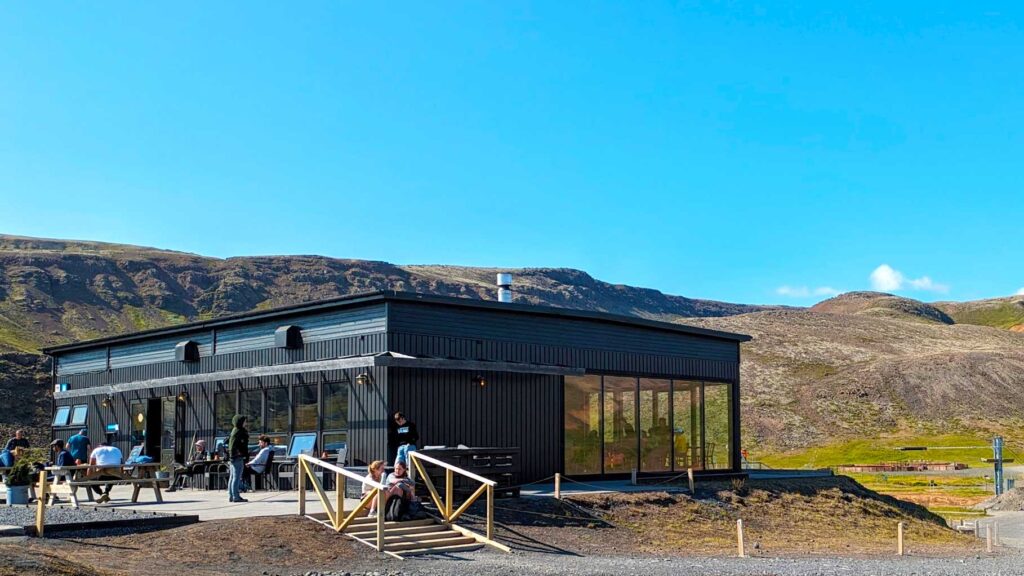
(42, 290, 752, 355)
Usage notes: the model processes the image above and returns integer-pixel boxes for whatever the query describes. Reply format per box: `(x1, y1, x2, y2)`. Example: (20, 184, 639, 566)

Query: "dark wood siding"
(387, 367, 562, 483)
(54, 366, 388, 467)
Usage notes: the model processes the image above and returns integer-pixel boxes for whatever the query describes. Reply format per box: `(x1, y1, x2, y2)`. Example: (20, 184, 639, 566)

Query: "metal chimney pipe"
(497, 273, 512, 303)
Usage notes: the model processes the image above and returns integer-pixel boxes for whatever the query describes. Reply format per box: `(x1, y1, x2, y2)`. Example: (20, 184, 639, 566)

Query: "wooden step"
(343, 518, 435, 532)
(378, 529, 461, 544)
(386, 536, 477, 553)
(396, 542, 485, 557)
(347, 523, 449, 538)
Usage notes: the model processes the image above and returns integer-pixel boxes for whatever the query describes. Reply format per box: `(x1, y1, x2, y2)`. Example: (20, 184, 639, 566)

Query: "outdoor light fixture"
(472, 375, 487, 388)
(355, 372, 372, 386)
(101, 395, 113, 408)
(176, 388, 189, 403)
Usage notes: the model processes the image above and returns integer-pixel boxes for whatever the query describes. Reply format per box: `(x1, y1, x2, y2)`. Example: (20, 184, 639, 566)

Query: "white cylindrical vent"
(497, 273, 513, 303)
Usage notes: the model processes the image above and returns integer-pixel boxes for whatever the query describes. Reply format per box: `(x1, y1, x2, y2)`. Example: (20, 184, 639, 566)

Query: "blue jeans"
(228, 457, 244, 501)
(396, 444, 417, 466)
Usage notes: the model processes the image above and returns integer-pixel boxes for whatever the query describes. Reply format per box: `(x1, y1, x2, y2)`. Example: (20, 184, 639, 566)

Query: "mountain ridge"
(2, 234, 1023, 454)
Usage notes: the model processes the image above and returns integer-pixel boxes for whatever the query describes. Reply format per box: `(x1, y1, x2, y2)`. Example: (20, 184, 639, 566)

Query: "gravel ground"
(289, 550, 1024, 576)
(0, 503, 171, 527)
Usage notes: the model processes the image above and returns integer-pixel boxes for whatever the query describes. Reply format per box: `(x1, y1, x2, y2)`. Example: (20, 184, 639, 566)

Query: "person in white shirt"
(244, 435, 273, 489)
(89, 441, 123, 503)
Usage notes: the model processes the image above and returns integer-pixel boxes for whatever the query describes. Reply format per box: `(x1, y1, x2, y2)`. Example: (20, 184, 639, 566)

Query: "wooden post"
(555, 473, 561, 500)
(986, 525, 993, 553)
(687, 468, 695, 494)
(376, 488, 386, 552)
(298, 461, 306, 517)
(993, 522, 999, 546)
(486, 484, 495, 541)
(445, 468, 454, 520)
(35, 470, 47, 538)
(897, 522, 904, 556)
(335, 472, 344, 530)
(736, 519, 745, 557)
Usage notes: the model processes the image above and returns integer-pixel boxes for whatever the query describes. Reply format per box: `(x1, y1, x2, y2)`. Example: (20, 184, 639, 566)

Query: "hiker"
(227, 415, 249, 503)
(5, 430, 29, 452)
(67, 428, 92, 465)
(244, 435, 273, 489)
(391, 412, 419, 468)
(362, 460, 386, 517)
(89, 440, 123, 503)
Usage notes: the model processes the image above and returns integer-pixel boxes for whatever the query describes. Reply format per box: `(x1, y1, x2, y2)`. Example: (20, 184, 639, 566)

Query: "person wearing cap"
(67, 428, 92, 465)
(48, 439, 75, 500)
(192, 439, 209, 462)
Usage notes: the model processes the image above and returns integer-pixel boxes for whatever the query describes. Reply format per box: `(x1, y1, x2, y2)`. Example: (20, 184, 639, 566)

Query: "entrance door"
(142, 398, 182, 468)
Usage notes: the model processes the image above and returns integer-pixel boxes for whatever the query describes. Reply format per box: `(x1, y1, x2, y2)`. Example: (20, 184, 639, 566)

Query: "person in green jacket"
(227, 414, 249, 502)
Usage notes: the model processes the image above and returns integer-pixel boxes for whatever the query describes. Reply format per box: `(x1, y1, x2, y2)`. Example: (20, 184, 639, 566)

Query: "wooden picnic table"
(44, 463, 164, 508)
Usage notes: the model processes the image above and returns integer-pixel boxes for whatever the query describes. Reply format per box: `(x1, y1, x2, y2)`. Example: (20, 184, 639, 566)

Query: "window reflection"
(564, 375, 602, 475)
(603, 376, 637, 474)
(639, 379, 671, 472)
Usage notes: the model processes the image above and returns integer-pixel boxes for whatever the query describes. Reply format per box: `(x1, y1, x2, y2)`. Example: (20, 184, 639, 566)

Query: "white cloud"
(776, 285, 842, 298)
(1016, 287, 1024, 296)
(869, 264, 949, 294)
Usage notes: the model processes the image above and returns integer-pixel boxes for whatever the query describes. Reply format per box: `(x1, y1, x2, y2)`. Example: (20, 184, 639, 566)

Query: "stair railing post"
(298, 459, 306, 517)
(377, 487, 386, 552)
(486, 484, 494, 540)
(336, 471, 344, 530)
(445, 468, 454, 520)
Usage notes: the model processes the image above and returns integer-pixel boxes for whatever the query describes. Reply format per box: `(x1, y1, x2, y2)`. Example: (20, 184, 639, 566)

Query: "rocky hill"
(2, 234, 1023, 454)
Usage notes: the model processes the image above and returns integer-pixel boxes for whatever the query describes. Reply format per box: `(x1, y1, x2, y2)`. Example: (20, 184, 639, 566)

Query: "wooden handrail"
(298, 454, 385, 490)
(409, 451, 497, 486)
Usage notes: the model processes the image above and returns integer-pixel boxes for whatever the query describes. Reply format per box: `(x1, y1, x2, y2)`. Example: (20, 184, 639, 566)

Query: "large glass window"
(294, 384, 318, 432)
(672, 381, 702, 471)
(639, 379, 671, 472)
(214, 392, 235, 435)
(239, 389, 263, 432)
(703, 382, 733, 470)
(323, 381, 348, 431)
(564, 375, 602, 475)
(266, 387, 289, 435)
(323, 431, 348, 460)
(603, 376, 637, 474)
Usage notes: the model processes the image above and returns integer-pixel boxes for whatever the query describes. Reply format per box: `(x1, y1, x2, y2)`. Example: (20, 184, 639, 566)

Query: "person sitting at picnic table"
(362, 460, 386, 517)
(5, 430, 29, 452)
(191, 439, 209, 462)
(243, 435, 273, 489)
(67, 428, 92, 465)
(89, 440, 123, 504)
(47, 439, 76, 501)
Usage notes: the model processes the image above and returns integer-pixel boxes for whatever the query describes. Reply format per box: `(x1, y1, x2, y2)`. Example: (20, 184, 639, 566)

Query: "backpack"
(384, 494, 407, 522)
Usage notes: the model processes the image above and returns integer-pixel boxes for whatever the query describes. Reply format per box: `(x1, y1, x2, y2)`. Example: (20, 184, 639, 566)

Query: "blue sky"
(1, 2, 1022, 305)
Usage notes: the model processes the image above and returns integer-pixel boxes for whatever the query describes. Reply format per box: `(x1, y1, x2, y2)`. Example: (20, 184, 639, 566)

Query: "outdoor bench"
(44, 463, 164, 508)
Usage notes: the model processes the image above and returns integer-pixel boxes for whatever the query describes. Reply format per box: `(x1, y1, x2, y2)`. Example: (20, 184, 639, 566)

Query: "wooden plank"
(411, 452, 496, 486)
(411, 457, 445, 519)
(35, 471, 47, 538)
(448, 483, 488, 523)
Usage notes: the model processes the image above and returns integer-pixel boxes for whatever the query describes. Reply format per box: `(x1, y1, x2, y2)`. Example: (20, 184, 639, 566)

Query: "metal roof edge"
(43, 290, 751, 355)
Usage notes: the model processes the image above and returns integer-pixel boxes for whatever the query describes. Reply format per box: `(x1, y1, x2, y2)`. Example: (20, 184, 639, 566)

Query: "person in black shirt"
(5, 430, 29, 451)
(391, 412, 419, 473)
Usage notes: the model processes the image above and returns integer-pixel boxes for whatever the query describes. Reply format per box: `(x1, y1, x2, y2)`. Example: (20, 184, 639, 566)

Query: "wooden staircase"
(309, 513, 484, 558)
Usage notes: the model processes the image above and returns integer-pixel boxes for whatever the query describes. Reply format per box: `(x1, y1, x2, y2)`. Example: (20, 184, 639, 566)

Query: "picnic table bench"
(44, 463, 164, 508)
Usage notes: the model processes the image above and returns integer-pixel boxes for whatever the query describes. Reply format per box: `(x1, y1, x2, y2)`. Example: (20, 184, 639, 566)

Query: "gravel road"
(292, 550, 1024, 576)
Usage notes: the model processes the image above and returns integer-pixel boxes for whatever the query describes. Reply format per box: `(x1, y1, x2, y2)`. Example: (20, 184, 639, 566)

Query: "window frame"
(69, 404, 89, 427)
(52, 406, 72, 427)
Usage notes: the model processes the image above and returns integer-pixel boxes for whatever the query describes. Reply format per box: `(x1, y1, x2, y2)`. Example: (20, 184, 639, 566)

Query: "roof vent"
(497, 273, 512, 303)
(275, 325, 303, 349)
(175, 340, 200, 363)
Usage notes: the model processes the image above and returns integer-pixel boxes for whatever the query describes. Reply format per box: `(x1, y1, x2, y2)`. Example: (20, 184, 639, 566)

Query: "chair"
(205, 462, 229, 490)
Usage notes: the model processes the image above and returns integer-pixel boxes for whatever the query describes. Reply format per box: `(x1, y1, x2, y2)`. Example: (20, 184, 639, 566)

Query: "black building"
(43, 291, 750, 482)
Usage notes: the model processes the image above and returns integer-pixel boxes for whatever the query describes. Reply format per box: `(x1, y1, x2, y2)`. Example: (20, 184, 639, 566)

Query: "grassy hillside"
(935, 296, 1024, 330)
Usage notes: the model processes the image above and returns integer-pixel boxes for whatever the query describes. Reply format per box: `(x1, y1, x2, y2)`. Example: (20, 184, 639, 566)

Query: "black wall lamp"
(472, 375, 487, 388)
(355, 372, 373, 386)
(176, 388, 190, 403)
(101, 395, 113, 408)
